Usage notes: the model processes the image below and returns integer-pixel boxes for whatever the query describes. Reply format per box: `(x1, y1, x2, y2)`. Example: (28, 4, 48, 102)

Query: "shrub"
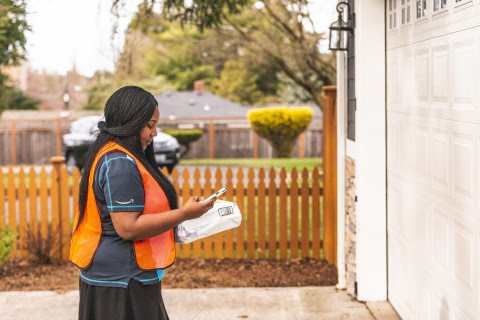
(163, 129, 203, 157)
(247, 107, 313, 158)
(22, 223, 63, 264)
(0, 228, 13, 266)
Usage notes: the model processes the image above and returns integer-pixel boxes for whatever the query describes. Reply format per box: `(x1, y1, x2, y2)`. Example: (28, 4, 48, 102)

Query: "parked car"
(63, 116, 180, 173)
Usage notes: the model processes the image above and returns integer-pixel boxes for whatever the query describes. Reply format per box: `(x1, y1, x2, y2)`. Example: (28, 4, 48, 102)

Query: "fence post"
(209, 117, 214, 159)
(299, 133, 305, 158)
(56, 118, 62, 156)
(322, 86, 337, 266)
(253, 132, 258, 159)
(10, 120, 16, 165)
(50, 156, 66, 259)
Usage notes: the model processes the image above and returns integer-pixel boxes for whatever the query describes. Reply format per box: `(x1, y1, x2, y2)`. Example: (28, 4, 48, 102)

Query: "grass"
(179, 158, 323, 172)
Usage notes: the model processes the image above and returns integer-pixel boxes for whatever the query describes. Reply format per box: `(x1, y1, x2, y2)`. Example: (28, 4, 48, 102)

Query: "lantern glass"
(329, 18, 350, 51)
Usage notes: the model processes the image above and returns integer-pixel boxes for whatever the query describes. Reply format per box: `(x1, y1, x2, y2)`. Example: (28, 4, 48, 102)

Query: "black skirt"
(78, 278, 169, 320)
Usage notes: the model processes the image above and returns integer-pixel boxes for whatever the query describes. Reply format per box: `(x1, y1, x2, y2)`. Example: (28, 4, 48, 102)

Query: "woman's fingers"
(204, 198, 215, 210)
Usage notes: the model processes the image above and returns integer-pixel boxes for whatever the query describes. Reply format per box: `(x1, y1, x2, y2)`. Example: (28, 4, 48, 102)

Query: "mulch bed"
(0, 258, 337, 292)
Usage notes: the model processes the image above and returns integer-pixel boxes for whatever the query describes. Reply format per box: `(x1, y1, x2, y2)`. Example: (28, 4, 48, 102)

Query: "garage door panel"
(452, 132, 476, 206)
(388, 113, 413, 179)
(452, 40, 475, 111)
(452, 220, 475, 305)
(414, 124, 430, 185)
(387, 181, 402, 230)
(387, 52, 402, 110)
(431, 128, 452, 197)
(388, 238, 414, 318)
(387, 119, 402, 173)
(415, 49, 430, 108)
(429, 208, 452, 274)
(432, 45, 450, 108)
(415, 196, 430, 257)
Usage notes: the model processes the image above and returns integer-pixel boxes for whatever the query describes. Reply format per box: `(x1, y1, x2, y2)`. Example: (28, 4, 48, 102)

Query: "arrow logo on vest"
(115, 199, 134, 205)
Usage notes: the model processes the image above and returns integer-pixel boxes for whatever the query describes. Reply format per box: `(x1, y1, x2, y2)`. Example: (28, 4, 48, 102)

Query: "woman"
(69, 86, 215, 320)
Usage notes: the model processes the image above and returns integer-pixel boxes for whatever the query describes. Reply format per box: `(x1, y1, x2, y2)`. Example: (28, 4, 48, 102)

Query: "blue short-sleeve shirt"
(79, 150, 166, 288)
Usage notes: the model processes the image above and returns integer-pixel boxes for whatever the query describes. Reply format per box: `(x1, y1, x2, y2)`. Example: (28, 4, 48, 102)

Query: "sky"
(25, 0, 336, 77)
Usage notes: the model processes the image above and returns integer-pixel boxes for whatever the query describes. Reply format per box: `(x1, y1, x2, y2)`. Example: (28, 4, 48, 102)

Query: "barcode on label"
(218, 206, 234, 216)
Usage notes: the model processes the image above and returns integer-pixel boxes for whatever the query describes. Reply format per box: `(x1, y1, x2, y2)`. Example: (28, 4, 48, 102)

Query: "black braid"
(75, 86, 178, 232)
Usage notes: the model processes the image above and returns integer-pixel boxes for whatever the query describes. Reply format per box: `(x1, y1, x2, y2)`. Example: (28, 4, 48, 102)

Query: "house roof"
(154, 91, 252, 119)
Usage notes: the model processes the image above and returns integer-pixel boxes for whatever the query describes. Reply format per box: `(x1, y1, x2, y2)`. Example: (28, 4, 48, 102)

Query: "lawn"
(179, 158, 322, 173)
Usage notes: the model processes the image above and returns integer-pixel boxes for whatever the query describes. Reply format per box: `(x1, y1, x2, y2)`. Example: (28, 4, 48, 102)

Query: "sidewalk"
(0, 286, 401, 320)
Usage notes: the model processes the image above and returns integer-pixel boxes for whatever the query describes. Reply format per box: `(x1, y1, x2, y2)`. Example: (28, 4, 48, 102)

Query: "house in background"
(334, 1, 480, 319)
(154, 89, 251, 127)
(154, 82, 321, 128)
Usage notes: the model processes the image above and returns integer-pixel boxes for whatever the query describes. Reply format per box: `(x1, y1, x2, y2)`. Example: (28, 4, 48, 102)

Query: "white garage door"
(386, 1, 480, 319)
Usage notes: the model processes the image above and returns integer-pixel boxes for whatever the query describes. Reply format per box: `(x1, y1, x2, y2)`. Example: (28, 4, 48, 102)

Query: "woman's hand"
(111, 196, 216, 241)
(181, 196, 216, 220)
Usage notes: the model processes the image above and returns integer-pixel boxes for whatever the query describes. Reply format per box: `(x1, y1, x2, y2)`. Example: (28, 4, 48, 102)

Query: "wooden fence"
(0, 162, 327, 261)
(0, 118, 322, 165)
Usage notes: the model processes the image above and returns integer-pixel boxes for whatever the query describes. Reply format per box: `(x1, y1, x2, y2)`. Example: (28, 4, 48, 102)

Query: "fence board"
(301, 168, 310, 258)
(18, 168, 27, 258)
(61, 167, 70, 260)
(225, 168, 234, 259)
(312, 168, 321, 258)
(268, 168, 277, 259)
(203, 168, 213, 259)
(7, 168, 16, 255)
(279, 168, 288, 259)
(181, 168, 191, 258)
(28, 169, 38, 240)
(214, 168, 223, 258)
(50, 169, 60, 259)
(0, 170, 5, 229)
(235, 168, 245, 258)
(72, 168, 81, 215)
(192, 168, 202, 258)
(247, 168, 255, 259)
(290, 169, 299, 258)
(171, 168, 182, 256)
(257, 169, 266, 259)
(39, 168, 49, 246)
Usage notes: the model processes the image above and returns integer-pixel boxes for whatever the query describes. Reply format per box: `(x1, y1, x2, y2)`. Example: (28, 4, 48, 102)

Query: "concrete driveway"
(0, 286, 400, 320)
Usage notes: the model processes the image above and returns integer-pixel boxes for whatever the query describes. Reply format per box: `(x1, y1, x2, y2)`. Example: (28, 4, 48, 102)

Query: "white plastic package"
(174, 200, 242, 244)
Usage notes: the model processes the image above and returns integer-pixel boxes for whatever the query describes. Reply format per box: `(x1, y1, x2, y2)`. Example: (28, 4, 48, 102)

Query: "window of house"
(401, 0, 411, 25)
(416, 0, 426, 18)
(389, 0, 398, 30)
(434, 0, 447, 11)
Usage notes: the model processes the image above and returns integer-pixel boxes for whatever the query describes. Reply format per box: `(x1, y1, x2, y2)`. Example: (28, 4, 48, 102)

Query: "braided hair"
(75, 86, 178, 231)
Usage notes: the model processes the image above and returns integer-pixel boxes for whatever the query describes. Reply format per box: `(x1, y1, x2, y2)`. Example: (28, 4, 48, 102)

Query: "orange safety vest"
(69, 141, 175, 270)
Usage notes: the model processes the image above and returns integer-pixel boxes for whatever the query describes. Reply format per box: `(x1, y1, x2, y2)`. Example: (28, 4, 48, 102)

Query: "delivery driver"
(69, 86, 215, 320)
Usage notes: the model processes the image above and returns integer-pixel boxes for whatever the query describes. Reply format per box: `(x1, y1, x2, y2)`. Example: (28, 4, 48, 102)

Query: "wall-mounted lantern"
(328, 2, 353, 51)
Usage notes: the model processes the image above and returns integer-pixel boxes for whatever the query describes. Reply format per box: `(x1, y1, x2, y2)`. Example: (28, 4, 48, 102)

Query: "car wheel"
(65, 153, 77, 174)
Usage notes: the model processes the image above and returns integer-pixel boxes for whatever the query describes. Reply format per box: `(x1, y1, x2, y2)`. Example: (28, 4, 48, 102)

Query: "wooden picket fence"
(0, 163, 326, 261)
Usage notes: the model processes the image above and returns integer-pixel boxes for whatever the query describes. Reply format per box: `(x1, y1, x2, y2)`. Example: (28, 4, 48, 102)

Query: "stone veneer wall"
(345, 156, 357, 296)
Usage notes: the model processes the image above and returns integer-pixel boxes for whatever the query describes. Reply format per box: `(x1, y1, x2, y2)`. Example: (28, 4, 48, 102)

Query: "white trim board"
(354, 0, 387, 301)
